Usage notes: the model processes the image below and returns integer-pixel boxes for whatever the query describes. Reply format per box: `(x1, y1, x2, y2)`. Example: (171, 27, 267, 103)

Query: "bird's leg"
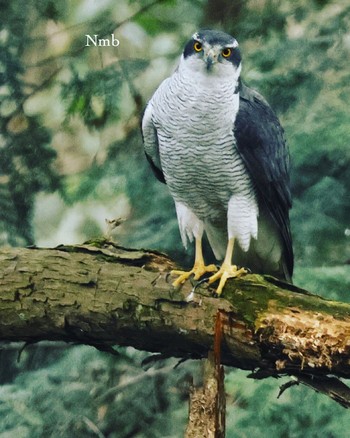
(207, 238, 247, 296)
(171, 237, 217, 287)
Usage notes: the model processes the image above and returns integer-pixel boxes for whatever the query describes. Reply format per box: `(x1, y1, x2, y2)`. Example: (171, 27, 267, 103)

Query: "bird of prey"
(142, 29, 293, 295)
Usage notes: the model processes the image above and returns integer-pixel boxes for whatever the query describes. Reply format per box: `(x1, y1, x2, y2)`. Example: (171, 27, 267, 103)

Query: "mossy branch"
(1, 240, 350, 407)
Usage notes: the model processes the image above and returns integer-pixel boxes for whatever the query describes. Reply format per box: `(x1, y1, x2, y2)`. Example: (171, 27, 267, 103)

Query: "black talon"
(195, 277, 210, 288)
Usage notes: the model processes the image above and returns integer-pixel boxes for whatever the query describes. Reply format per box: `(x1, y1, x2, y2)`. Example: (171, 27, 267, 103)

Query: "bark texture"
(1, 241, 350, 399)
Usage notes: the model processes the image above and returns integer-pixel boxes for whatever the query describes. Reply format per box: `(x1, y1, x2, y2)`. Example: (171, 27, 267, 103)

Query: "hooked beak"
(204, 48, 218, 71)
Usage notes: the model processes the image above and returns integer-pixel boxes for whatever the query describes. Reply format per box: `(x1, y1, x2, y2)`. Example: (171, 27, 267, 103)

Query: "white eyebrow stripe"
(226, 40, 239, 48)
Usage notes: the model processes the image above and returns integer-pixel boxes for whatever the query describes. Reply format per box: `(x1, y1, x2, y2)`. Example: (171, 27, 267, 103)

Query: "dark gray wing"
(234, 83, 293, 278)
(141, 102, 166, 184)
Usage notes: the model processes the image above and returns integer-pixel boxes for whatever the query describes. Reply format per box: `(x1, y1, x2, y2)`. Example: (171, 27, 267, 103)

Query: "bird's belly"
(158, 131, 252, 223)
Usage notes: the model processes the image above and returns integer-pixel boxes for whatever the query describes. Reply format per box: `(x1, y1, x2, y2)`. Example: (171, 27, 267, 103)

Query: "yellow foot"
(208, 263, 247, 296)
(171, 263, 218, 287)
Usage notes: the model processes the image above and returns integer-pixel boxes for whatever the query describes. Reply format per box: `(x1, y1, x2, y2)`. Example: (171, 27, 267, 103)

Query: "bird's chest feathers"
(155, 73, 239, 142)
(154, 74, 248, 209)
(157, 76, 240, 179)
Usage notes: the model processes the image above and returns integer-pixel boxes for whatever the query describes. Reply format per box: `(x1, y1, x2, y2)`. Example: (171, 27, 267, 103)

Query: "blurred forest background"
(0, 0, 349, 436)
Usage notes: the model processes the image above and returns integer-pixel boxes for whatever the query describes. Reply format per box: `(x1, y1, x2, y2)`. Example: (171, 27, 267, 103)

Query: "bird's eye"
(193, 41, 202, 52)
(222, 48, 232, 58)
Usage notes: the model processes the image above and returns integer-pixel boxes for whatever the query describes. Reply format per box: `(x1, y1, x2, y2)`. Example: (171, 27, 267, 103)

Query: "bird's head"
(181, 29, 241, 81)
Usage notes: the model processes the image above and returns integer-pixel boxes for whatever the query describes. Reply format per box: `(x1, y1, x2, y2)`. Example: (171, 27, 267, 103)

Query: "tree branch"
(1, 240, 350, 406)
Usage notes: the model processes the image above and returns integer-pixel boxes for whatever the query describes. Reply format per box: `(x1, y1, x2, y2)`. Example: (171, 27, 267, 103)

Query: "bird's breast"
(153, 75, 254, 222)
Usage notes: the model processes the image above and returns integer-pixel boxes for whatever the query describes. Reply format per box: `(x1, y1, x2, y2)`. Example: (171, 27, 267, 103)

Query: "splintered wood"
(258, 306, 350, 371)
(185, 352, 226, 438)
(186, 312, 225, 438)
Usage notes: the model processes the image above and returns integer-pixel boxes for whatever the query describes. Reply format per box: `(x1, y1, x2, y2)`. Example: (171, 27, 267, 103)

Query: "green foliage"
(0, 0, 60, 245)
(118, 59, 150, 77)
(294, 265, 350, 303)
(61, 65, 123, 129)
(62, 165, 109, 205)
(1, 117, 59, 244)
(226, 369, 350, 438)
(135, 14, 177, 36)
(0, 345, 191, 438)
(34, 0, 68, 21)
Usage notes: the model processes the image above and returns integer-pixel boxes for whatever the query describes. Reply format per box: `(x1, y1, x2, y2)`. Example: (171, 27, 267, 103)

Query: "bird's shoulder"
(149, 75, 175, 104)
(235, 82, 290, 205)
(236, 83, 283, 141)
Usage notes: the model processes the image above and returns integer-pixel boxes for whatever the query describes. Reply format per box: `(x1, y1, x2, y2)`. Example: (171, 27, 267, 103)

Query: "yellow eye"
(222, 48, 232, 58)
(193, 41, 202, 52)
